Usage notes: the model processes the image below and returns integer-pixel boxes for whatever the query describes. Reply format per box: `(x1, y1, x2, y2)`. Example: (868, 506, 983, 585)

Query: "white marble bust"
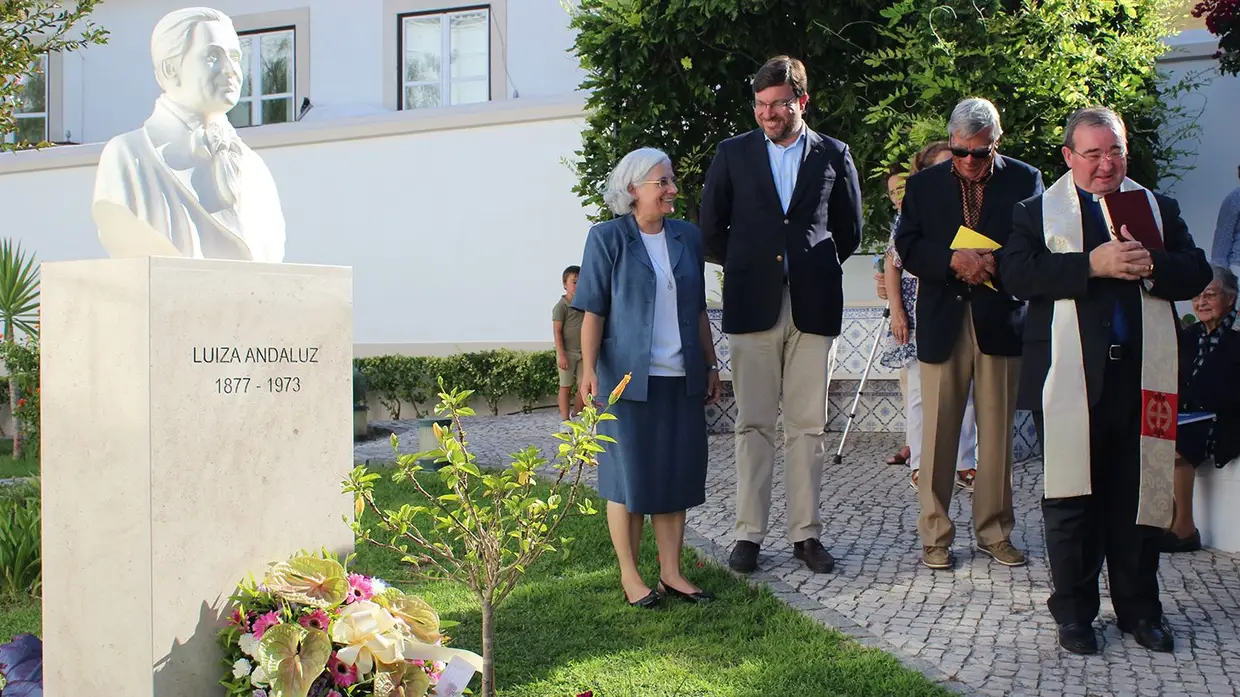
(92, 7, 285, 263)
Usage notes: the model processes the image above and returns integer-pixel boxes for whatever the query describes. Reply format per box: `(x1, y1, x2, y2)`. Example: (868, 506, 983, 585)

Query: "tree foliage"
(569, 0, 1201, 248)
(1193, 0, 1240, 75)
(345, 374, 631, 696)
(568, 0, 887, 225)
(859, 0, 1203, 236)
(1, 0, 109, 149)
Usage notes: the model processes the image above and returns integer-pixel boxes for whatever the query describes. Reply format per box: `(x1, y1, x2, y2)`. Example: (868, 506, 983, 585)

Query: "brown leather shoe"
(922, 546, 953, 569)
(793, 538, 835, 573)
(976, 540, 1026, 567)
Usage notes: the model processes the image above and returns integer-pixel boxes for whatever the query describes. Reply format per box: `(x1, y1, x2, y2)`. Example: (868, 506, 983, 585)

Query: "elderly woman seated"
(1163, 264, 1240, 553)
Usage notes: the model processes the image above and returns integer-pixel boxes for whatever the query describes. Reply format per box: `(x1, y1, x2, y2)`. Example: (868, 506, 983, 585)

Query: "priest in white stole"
(1000, 107, 1210, 656)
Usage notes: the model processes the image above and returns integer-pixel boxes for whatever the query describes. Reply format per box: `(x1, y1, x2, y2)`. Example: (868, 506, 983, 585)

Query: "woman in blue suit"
(573, 147, 723, 608)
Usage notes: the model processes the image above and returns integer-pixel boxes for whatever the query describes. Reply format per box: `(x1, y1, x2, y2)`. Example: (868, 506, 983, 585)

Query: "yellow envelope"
(950, 226, 1001, 290)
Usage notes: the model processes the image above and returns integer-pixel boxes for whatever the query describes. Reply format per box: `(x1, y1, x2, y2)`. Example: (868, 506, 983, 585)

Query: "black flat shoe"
(659, 579, 715, 604)
(1159, 529, 1202, 553)
(625, 589, 661, 609)
(1119, 617, 1174, 652)
(1057, 622, 1098, 655)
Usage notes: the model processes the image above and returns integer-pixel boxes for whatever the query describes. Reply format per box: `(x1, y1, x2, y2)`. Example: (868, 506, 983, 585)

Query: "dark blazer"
(999, 189, 1211, 410)
(893, 156, 1045, 363)
(572, 214, 708, 403)
(699, 127, 863, 337)
(1178, 323, 1240, 466)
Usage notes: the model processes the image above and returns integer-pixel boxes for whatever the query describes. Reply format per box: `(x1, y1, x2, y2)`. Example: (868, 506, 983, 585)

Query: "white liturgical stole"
(1039, 172, 1177, 527)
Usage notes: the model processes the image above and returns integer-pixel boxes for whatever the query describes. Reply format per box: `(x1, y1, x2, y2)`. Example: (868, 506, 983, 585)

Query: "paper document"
(950, 226, 1001, 290)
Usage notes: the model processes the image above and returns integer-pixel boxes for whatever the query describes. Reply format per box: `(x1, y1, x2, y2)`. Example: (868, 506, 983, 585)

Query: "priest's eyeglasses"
(1071, 147, 1127, 164)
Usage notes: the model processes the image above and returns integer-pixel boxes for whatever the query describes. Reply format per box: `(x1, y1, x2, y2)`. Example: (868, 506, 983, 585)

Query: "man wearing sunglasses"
(894, 97, 1044, 572)
(700, 55, 863, 577)
(1001, 106, 1210, 655)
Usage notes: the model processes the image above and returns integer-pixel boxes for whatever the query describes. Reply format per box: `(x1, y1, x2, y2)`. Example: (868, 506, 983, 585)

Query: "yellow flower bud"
(354, 496, 365, 518)
(432, 422, 444, 440)
(608, 372, 633, 405)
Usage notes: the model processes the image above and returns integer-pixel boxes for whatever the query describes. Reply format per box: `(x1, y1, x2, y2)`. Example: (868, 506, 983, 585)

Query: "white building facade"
(0, 1, 1236, 356)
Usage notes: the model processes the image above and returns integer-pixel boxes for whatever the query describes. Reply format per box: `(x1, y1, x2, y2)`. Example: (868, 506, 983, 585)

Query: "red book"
(1101, 190, 1164, 250)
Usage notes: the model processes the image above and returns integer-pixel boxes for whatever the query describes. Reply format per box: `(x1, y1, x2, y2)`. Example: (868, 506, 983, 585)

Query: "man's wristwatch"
(706, 363, 719, 372)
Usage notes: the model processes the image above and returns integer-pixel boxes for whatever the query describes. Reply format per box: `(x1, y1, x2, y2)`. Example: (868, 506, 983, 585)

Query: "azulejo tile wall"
(705, 306, 1042, 461)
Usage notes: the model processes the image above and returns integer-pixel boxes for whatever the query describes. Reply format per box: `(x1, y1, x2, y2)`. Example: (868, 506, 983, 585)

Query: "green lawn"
(0, 471, 953, 696)
(0, 439, 37, 480)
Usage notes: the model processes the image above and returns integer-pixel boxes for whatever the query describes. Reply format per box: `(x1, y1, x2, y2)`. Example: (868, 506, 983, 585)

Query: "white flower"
(371, 578, 388, 594)
(232, 658, 252, 679)
(238, 633, 259, 658)
(250, 665, 269, 687)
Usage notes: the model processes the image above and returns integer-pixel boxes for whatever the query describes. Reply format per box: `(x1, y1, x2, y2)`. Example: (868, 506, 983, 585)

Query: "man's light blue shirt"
(765, 126, 807, 213)
(765, 126, 807, 278)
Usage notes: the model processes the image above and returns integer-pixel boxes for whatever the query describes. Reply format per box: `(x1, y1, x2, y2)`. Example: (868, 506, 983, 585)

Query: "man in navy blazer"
(894, 97, 1044, 572)
(700, 55, 863, 575)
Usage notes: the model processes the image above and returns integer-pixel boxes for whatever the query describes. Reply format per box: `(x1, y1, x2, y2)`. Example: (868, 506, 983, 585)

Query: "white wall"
(1159, 30, 1240, 258)
(0, 96, 597, 349)
(55, 0, 585, 144)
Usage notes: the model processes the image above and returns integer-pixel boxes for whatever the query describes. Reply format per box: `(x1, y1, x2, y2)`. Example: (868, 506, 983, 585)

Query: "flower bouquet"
(218, 550, 482, 697)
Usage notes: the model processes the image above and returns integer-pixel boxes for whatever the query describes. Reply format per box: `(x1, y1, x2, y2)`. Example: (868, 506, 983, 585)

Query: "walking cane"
(832, 259, 893, 465)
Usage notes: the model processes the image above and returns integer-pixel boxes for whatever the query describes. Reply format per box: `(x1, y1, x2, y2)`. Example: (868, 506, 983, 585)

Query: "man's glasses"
(1070, 147, 1127, 164)
(752, 98, 797, 112)
(1198, 289, 1228, 302)
(949, 144, 995, 160)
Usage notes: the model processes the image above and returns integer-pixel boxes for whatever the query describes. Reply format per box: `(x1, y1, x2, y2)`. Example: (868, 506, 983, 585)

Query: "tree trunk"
(480, 599, 495, 697)
(7, 373, 18, 458)
(4, 330, 18, 458)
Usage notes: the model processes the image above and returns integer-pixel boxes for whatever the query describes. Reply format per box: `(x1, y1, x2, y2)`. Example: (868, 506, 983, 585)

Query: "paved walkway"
(355, 413, 1240, 697)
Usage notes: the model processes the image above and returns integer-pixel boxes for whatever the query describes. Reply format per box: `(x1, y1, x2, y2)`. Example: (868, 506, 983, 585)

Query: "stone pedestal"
(1195, 460, 1240, 553)
(40, 257, 356, 696)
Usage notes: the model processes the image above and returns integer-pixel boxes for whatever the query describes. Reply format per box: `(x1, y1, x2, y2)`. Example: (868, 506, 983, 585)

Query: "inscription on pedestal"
(192, 345, 321, 394)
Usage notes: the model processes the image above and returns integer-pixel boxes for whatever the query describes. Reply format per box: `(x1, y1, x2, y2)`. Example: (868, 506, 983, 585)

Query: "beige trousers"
(917, 302, 1021, 547)
(730, 289, 833, 544)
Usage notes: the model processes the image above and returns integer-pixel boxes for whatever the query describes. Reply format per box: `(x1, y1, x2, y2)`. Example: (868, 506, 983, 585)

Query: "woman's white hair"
(602, 147, 672, 216)
(151, 7, 233, 91)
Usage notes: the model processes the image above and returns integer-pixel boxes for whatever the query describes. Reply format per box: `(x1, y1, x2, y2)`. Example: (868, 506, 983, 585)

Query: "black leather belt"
(1107, 344, 1130, 361)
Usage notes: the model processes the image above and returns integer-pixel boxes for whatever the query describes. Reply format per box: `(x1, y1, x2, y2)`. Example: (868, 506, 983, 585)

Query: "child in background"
(552, 265, 586, 420)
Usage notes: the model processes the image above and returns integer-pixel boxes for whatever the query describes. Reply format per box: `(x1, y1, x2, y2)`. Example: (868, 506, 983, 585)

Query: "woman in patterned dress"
(877, 142, 979, 491)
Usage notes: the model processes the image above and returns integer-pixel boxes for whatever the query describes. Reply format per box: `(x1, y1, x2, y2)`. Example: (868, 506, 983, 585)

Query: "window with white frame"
(3, 56, 49, 145)
(227, 27, 296, 128)
(400, 7, 490, 110)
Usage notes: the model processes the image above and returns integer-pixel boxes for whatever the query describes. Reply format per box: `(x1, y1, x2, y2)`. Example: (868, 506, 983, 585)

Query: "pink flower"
(298, 609, 330, 632)
(228, 609, 251, 632)
(252, 611, 281, 640)
(345, 574, 374, 604)
(327, 692, 341, 697)
(327, 653, 358, 688)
